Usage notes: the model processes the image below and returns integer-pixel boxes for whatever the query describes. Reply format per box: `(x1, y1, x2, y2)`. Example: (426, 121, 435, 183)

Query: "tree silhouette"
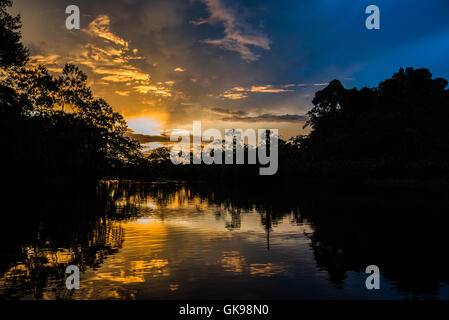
(0, 1, 145, 179)
(282, 67, 449, 180)
(0, 0, 28, 67)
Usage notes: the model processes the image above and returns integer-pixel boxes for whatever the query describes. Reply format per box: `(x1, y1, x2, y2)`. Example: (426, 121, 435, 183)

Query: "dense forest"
(1, 0, 449, 184)
(0, 0, 146, 180)
(148, 67, 449, 183)
(293, 68, 449, 180)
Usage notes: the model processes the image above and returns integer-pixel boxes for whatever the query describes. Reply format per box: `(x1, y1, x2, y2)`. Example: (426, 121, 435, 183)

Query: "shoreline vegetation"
(2, 0, 449, 187)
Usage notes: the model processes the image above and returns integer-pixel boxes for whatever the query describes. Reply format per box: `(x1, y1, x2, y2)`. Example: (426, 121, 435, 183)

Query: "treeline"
(292, 68, 449, 180)
(147, 67, 449, 184)
(2, 0, 449, 183)
(0, 0, 146, 180)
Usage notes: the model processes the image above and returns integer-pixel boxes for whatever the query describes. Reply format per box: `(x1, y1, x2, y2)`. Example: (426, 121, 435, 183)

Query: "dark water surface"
(1, 181, 449, 300)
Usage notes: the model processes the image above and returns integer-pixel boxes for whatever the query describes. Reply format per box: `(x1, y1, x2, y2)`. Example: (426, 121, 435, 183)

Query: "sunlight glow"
(126, 116, 163, 136)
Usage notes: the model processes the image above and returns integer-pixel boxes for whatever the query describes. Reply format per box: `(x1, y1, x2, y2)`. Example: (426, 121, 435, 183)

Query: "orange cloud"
(115, 91, 131, 96)
(85, 15, 128, 48)
(220, 84, 295, 99)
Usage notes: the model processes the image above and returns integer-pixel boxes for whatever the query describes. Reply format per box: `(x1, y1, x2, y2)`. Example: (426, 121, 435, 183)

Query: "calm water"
(1, 181, 449, 300)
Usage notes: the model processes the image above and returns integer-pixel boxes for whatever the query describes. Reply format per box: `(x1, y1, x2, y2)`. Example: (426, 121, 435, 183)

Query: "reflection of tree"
(2, 181, 449, 299)
(0, 219, 123, 299)
(133, 182, 449, 297)
(0, 182, 130, 299)
(224, 207, 242, 231)
(298, 186, 449, 296)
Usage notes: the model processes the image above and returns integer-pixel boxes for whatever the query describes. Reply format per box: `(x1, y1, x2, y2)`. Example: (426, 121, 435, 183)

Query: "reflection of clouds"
(107, 184, 313, 241)
(93, 259, 169, 284)
(70, 220, 170, 299)
(169, 284, 180, 291)
(66, 184, 314, 298)
(249, 263, 285, 277)
(221, 251, 246, 273)
(114, 185, 310, 235)
(0, 219, 124, 300)
(220, 251, 286, 277)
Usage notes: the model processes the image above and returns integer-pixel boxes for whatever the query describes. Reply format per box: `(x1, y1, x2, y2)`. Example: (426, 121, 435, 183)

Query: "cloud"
(196, 0, 270, 62)
(30, 54, 60, 65)
(85, 15, 128, 48)
(221, 92, 249, 100)
(126, 132, 172, 144)
(31, 14, 174, 99)
(220, 113, 308, 123)
(73, 41, 175, 96)
(174, 67, 185, 72)
(135, 85, 172, 96)
(207, 107, 248, 117)
(249, 85, 292, 93)
(218, 82, 330, 100)
(79, 19, 154, 87)
(220, 84, 297, 100)
(190, 18, 209, 25)
(115, 91, 131, 96)
(206, 107, 307, 123)
(83, 64, 149, 82)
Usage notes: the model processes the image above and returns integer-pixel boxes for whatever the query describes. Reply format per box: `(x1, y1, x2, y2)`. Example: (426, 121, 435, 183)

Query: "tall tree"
(0, 0, 28, 67)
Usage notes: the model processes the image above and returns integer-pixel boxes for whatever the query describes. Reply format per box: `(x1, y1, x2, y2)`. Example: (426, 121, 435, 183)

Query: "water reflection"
(1, 181, 449, 299)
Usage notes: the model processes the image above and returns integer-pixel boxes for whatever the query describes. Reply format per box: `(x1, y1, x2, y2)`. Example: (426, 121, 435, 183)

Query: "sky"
(11, 0, 449, 142)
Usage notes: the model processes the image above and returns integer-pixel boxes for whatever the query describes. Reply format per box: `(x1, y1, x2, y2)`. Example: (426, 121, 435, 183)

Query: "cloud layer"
(18, 0, 449, 140)
(196, 0, 271, 62)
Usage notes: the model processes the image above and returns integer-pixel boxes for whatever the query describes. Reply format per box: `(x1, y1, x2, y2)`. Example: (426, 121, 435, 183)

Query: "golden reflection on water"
(72, 219, 171, 299)
(220, 251, 286, 277)
(69, 185, 313, 299)
(3, 182, 449, 299)
(0, 183, 315, 300)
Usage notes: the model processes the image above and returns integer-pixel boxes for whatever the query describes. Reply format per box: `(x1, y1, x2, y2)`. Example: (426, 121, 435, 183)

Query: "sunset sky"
(11, 0, 449, 142)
